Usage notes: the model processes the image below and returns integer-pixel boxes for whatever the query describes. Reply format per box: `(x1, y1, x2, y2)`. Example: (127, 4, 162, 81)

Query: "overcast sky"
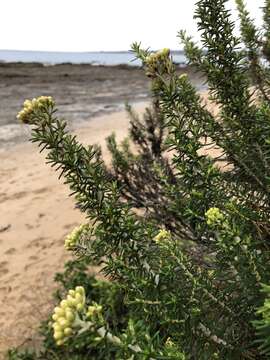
(0, 0, 264, 52)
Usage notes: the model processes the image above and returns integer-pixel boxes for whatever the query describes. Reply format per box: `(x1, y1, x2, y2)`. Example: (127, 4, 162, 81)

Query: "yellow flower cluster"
(205, 207, 225, 227)
(64, 224, 89, 250)
(145, 48, 170, 65)
(86, 302, 103, 319)
(52, 286, 86, 346)
(17, 96, 55, 124)
(154, 229, 171, 244)
(145, 48, 171, 77)
(179, 73, 188, 81)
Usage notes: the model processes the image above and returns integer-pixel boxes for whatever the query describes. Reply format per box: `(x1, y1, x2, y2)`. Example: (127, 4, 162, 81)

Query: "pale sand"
(0, 103, 148, 357)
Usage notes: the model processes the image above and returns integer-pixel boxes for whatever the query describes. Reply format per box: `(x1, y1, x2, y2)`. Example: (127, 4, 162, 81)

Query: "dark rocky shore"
(0, 63, 205, 147)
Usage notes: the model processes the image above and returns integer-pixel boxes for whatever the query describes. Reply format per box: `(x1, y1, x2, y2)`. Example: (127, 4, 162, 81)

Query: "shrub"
(11, 0, 270, 358)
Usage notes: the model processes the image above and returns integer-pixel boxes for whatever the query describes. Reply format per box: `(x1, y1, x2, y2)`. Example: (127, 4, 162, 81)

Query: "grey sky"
(0, 0, 264, 51)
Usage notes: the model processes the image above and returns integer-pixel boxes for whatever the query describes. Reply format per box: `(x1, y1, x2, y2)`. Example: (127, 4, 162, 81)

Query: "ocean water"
(0, 50, 186, 66)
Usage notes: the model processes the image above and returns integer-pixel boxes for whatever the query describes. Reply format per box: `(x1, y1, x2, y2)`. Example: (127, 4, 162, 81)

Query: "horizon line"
(0, 48, 185, 54)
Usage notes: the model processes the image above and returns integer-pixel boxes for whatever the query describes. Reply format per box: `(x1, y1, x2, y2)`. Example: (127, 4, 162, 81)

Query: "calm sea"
(0, 50, 186, 66)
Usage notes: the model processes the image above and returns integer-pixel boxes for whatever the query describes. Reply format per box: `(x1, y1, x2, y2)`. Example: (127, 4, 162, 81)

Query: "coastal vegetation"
(9, 0, 270, 358)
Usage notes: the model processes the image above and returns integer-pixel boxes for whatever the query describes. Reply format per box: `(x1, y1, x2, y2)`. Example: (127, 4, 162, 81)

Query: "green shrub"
(11, 0, 270, 358)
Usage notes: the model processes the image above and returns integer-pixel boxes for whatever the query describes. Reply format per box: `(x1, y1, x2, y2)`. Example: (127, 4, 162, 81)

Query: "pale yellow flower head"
(205, 207, 225, 227)
(86, 302, 103, 319)
(52, 286, 86, 346)
(17, 96, 55, 124)
(154, 229, 171, 244)
(145, 48, 171, 78)
(145, 48, 170, 65)
(179, 73, 188, 81)
(64, 224, 89, 250)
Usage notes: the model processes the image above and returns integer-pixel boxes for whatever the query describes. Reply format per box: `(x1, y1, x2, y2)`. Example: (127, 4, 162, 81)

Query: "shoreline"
(0, 62, 145, 68)
(0, 49, 186, 67)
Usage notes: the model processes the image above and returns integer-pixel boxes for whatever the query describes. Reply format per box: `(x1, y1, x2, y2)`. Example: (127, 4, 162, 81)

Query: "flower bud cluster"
(52, 286, 86, 346)
(154, 229, 171, 244)
(86, 302, 103, 319)
(146, 48, 170, 64)
(17, 96, 55, 124)
(205, 207, 225, 227)
(145, 48, 172, 77)
(64, 224, 89, 250)
(178, 73, 188, 81)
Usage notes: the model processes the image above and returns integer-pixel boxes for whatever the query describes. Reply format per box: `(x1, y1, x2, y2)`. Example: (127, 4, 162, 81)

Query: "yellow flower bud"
(56, 339, 64, 346)
(68, 289, 76, 296)
(154, 229, 171, 244)
(65, 310, 75, 322)
(179, 73, 188, 80)
(75, 293, 83, 304)
(64, 327, 73, 336)
(52, 314, 58, 321)
(54, 306, 65, 317)
(54, 331, 64, 340)
(66, 297, 77, 308)
(53, 323, 62, 332)
(64, 224, 89, 250)
(60, 300, 68, 308)
(162, 48, 170, 57)
(58, 318, 69, 329)
(87, 303, 102, 318)
(67, 294, 75, 302)
(75, 286, 85, 295)
(76, 303, 84, 312)
(87, 306, 95, 317)
(23, 100, 32, 108)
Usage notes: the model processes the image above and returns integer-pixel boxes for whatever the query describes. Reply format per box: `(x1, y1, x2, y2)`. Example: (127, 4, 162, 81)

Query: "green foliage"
(9, 260, 185, 359)
(11, 0, 270, 359)
(7, 349, 35, 360)
(7, 261, 125, 359)
(252, 284, 270, 356)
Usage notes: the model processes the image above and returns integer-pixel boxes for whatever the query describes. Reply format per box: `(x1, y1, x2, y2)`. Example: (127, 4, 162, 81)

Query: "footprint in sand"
(0, 285, 12, 293)
(4, 273, 19, 282)
(0, 261, 9, 277)
(26, 236, 46, 248)
(0, 191, 27, 203)
(25, 256, 43, 270)
(32, 196, 42, 201)
(0, 224, 11, 233)
(28, 255, 39, 261)
(33, 187, 50, 195)
(5, 247, 16, 255)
